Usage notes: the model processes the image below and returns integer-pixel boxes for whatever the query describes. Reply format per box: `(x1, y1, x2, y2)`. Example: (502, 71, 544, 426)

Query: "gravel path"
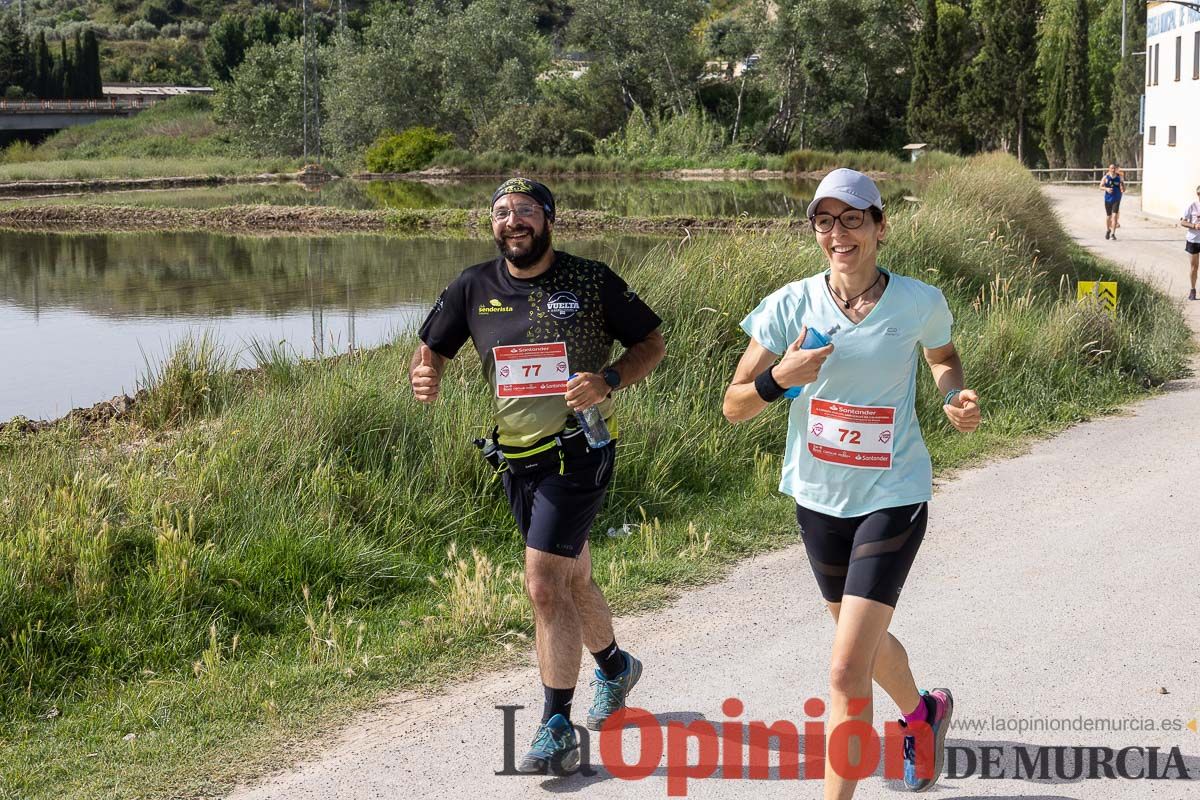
(229, 186, 1200, 800)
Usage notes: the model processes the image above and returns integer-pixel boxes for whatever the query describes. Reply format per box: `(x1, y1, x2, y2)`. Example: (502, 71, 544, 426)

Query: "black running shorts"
(794, 502, 928, 608)
(1186, 241, 1200, 255)
(501, 442, 615, 558)
(1105, 198, 1121, 216)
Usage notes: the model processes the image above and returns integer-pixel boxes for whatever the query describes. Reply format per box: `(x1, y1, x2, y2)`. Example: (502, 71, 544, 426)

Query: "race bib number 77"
(493, 342, 570, 398)
(807, 398, 895, 470)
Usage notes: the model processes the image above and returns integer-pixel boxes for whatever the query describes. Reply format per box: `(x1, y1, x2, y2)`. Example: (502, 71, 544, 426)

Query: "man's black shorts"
(501, 441, 615, 558)
(1186, 241, 1200, 255)
(1105, 197, 1121, 216)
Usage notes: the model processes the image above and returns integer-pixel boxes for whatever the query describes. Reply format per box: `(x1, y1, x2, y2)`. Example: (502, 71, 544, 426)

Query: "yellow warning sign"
(1077, 281, 1118, 318)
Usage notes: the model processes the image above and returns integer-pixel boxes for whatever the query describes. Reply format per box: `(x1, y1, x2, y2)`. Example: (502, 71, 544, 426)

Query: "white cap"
(806, 168, 884, 218)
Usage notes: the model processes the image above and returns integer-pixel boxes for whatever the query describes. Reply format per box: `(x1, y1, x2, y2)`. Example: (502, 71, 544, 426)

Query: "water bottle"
(783, 324, 841, 399)
(569, 374, 611, 448)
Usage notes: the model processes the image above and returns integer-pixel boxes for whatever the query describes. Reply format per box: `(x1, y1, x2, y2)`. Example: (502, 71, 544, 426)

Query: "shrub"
(363, 127, 453, 173)
(129, 19, 159, 40)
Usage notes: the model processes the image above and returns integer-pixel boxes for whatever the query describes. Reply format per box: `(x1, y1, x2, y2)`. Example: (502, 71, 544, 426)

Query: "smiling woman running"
(723, 169, 981, 798)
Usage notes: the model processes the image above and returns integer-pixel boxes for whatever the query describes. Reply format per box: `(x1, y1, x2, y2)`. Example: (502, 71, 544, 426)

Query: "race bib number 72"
(806, 398, 895, 470)
(493, 342, 570, 398)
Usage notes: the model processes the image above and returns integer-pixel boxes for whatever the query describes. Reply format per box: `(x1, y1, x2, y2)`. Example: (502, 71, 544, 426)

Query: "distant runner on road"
(723, 168, 980, 797)
(411, 178, 666, 774)
(1101, 164, 1124, 240)
(1180, 185, 1200, 301)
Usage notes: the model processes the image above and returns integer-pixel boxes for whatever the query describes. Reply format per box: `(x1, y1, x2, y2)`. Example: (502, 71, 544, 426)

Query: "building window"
(1149, 126, 1157, 145)
(1155, 43, 1161, 85)
(1176, 36, 1182, 81)
(1195, 31, 1199, 79)
(1169, 125, 1177, 146)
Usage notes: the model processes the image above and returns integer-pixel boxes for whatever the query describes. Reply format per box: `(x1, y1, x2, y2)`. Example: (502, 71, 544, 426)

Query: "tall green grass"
(0, 157, 302, 182)
(0, 153, 1190, 799)
(427, 148, 784, 174)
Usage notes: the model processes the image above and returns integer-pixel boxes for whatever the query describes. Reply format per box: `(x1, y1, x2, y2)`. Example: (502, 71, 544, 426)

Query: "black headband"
(491, 177, 555, 221)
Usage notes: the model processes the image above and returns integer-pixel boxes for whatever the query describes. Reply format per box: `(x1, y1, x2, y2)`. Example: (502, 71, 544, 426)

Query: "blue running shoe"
(902, 688, 953, 792)
(586, 652, 643, 731)
(517, 714, 580, 774)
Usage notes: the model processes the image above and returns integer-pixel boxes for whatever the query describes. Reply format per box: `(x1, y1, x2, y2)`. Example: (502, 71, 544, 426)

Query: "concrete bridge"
(0, 97, 158, 131)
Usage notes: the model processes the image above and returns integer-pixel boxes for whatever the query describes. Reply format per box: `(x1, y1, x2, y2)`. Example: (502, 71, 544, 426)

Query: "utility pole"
(300, 0, 321, 163)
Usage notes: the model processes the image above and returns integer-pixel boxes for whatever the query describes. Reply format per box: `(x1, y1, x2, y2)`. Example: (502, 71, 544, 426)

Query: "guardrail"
(0, 98, 156, 113)
(1030, 167, 1142, 185)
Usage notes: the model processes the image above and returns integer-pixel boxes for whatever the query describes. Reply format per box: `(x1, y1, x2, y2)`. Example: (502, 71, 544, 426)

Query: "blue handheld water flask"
(569, 374, 611, 448)
(783, 324, 841, 399)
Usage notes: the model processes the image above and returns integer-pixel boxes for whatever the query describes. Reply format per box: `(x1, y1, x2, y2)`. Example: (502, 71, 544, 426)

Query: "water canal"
(0, 176, 910, 421)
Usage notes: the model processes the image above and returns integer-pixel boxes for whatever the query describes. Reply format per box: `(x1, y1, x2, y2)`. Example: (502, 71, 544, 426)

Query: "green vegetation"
(0, 96, 303, 178)
(0, 16, 103, 100)
(11, 95, 226, 160)
(426, 149, 783, 175)
(4, 2, 1150, 176)
(364, 127, 454, 173)
(0, 157, 297, 182)
(0, 155, 1190, 799)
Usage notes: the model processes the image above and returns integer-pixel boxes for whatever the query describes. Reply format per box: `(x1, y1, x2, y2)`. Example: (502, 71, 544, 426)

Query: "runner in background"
(1101, 164, 1124, 240)
(1180, 185, 1200, 300)
(723, 168, 980, 797)
(411, 178, 665, 773)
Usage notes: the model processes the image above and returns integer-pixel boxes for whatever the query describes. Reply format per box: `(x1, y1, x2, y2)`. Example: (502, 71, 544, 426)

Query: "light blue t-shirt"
(740, 268, 953, 517)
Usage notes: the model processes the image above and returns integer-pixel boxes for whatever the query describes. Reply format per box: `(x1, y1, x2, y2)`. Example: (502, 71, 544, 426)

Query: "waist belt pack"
(473, 426, 592, 478)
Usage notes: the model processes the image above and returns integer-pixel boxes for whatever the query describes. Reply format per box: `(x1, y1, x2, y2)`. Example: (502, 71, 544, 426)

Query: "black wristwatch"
(602, 367, 621, 390)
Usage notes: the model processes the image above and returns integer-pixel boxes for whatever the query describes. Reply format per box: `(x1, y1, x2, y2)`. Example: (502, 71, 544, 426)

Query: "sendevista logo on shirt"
(478, 298, 514, 314)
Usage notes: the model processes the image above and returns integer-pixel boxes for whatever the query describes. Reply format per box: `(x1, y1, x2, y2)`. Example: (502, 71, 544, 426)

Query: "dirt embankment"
(0, 173, 302, 199)
(0, 391, 148, 436)
(0, 204, 810, 236)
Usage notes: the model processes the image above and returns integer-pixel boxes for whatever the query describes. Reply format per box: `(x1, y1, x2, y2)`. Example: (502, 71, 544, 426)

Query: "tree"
(1102, 1, 1146, 167)
(33, 31, 53, 98)
(1088, 0, 1125, 158)
(213, 39, 306, 156)
(907, 0, 963, 150)
(566, 0, 704, 115)
(1039, 0, 1090, 167)
(0, 13, 29, 97)
(965, 0, 1041, 162)
(749, 0, 915, 153)
(322, 0, 549, 160)
(206, 14, 247, 83)
(81, 30, 103, 99)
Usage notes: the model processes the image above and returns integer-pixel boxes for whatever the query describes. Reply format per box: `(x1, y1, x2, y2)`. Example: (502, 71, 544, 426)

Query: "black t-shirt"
(418, 250, 662, 445)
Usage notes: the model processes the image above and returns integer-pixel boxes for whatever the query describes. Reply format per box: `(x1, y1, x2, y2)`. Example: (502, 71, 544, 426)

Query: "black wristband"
(754, 366, 787, 402)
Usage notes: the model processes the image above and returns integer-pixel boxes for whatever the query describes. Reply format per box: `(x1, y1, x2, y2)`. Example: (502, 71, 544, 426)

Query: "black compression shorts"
(1105, 198, 1121, 216)
(501, 441, 615, 558)
(795, 502, 928, 608)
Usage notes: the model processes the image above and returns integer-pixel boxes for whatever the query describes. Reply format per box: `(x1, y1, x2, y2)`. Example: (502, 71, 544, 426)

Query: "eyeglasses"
(810, 209, 867, 233)
(491, 204, 542, 222)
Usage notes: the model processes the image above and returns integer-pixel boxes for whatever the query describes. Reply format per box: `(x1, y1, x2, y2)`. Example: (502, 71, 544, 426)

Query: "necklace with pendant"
(826, 269, 884, 309)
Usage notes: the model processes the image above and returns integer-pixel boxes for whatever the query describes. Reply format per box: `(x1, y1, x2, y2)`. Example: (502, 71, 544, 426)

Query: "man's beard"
(495, 224, 552, 270)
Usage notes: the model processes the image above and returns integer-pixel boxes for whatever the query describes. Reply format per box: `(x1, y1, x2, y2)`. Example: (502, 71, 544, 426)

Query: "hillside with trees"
(0, 1, 1152, 170)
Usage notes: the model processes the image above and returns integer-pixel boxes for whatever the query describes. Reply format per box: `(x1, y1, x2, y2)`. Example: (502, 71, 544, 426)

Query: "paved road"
(231, 186, 1200, 800)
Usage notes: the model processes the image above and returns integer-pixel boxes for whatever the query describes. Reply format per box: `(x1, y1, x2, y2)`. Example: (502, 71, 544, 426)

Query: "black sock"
(592, 639, 626, 680)
(543, 685, 574, 723)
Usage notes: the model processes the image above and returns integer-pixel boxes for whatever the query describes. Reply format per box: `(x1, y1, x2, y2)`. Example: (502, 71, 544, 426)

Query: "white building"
(1143, 1, 1200, 217)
